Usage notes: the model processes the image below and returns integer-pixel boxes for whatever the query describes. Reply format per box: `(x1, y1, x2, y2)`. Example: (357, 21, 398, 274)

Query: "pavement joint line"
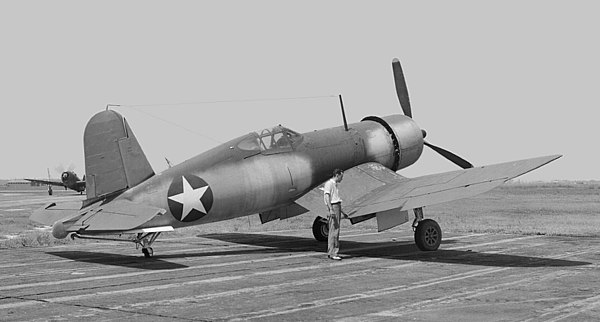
(0, 233, 554, 296)
(0, 229, 404, 270)
(104, 237, 567, 319)
(223, 247, 597, 320)
(110, 262, 420, 310)
(0, 230, 443, 294)
(0, 231, 497, 310)
(0, 230, 488, 283)
(0, 233, 314, 270)
(379, 297, 571, 319)
(9, 296, 206, 322)
(0, 243, 267, 271)
(37, 257, 380, 305)
(1, 233, 585, 313)
(24, 239, 531, 315)
(109, 233, 531, 310)
(0, 251, 313, 293)
(522, 291, 600, 322)
(225, 266, 511, 320)
(367, 269, 583, 319)
(446, 235, 542, 250)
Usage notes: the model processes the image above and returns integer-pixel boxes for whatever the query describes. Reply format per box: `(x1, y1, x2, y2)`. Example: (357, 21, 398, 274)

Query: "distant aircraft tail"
(84, 110, 155, 200)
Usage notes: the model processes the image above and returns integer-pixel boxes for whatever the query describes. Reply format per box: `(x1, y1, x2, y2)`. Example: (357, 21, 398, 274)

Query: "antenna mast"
(338, 94, 348, 131)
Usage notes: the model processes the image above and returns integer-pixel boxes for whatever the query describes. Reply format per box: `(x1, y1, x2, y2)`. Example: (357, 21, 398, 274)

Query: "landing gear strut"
(312, 216, 328, 242)
(135, 232, 161, 258)
(71, 231, 163, 258)
(412, 207, 442, 251)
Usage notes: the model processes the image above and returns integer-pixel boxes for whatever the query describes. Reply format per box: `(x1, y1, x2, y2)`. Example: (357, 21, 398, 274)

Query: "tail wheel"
(414, 219, 442, 251)
(312, 216, 329, 242)
(142, 247, 154, 258)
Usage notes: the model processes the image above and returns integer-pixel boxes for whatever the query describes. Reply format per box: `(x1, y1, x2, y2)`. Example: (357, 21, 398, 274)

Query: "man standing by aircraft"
(324, 169, 344, 260)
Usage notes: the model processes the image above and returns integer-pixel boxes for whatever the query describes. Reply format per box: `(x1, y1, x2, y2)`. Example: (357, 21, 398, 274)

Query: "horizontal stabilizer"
(72, 199, 166, 232)
(345, 155, 561, 218)
(30, 201, 82, 226)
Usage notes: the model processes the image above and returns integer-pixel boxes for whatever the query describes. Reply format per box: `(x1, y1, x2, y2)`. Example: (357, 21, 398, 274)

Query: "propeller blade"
(392, 58, 412, 118)
(424, 141, 474, 169)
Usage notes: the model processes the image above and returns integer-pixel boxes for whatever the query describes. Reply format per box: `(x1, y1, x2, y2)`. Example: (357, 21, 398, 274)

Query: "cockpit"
(237, 125, 303, 154)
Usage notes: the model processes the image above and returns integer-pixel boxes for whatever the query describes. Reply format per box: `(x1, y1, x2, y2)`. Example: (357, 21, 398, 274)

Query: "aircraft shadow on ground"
(46, 232, 590, 269)
(199, 232, 591, 268)
(47, 251, 189, 270)
(46, 242, 317, 269)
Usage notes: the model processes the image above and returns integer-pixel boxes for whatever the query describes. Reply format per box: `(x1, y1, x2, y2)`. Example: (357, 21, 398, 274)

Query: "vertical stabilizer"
(84, 110, 155, 199)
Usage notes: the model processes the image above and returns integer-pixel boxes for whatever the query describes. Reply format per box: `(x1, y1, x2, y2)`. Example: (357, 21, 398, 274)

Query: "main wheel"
(312, 216, 329, 242)
(414, 219, 442, 251)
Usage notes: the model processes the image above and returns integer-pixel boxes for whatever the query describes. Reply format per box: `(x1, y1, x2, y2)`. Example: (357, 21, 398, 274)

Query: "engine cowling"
(361, 114, 423, 171)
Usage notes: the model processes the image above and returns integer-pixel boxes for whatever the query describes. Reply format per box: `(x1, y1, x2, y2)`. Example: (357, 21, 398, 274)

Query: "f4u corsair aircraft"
(31, 58, 560, 258)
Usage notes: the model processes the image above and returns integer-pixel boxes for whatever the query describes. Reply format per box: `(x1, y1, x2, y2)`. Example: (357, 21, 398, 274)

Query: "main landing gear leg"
(135, 232, 161, 258)
(412, 207, 442, 251)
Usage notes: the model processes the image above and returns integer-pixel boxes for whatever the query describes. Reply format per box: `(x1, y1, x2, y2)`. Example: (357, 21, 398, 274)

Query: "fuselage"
(118, 114, 424, 229)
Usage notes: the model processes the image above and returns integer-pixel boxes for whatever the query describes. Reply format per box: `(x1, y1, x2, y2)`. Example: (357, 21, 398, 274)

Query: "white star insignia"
(168, 176, 209, 221)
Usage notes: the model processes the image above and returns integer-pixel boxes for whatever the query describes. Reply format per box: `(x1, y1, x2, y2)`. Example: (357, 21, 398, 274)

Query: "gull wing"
(25, 179, 66, 188)
(344, 155, 561, 218)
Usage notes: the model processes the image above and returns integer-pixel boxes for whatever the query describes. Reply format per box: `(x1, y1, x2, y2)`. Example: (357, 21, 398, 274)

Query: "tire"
(414, 219, 442, 251)
(312, 216, 329, 242)
(142, 247, 153, 258)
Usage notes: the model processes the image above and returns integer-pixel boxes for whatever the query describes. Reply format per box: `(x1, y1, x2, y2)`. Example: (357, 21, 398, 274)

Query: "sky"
(0, 1, 598, 181)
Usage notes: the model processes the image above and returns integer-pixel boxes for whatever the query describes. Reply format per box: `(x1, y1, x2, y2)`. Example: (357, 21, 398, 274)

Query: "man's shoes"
(328, 255, 342, 260)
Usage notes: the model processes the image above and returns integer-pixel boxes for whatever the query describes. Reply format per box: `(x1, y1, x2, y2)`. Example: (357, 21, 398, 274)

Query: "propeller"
(423, 141, 473, 169)
(54, 162, 76, 175)
(392, 58, 473, 169)
(392, 58, 412, 118)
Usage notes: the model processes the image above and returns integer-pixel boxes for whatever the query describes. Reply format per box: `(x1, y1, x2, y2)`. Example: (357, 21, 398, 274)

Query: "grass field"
(1, 182, 599, 248)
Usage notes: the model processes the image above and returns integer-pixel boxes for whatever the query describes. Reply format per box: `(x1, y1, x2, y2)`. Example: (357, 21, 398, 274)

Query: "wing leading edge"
(24, 179, 66, 188)
(344, 155, 561, 218)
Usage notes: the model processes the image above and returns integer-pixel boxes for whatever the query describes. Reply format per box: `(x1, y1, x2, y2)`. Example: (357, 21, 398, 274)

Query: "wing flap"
(259, 202, 309, 224)
(346, 155, 561, 218)
(376, 208, 409, 232)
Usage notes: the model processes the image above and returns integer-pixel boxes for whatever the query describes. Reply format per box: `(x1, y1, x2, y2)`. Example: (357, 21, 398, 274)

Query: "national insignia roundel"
(167, 174, 213, 222)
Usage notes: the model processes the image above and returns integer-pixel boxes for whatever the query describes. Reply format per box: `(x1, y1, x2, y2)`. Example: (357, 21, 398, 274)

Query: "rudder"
(84, 110, 154, 199)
